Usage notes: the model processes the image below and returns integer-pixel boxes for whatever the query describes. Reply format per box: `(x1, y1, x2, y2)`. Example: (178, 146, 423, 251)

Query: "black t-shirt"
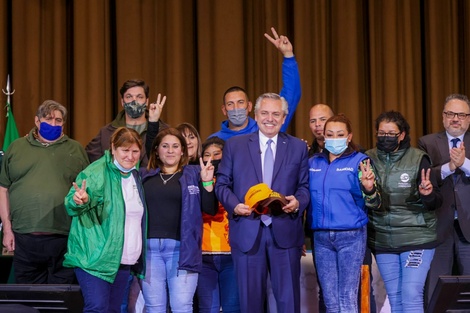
(144, 172, 183, 240)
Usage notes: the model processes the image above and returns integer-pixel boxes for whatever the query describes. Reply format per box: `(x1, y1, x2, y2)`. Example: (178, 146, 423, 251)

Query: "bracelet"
(202, 180, 214, 187)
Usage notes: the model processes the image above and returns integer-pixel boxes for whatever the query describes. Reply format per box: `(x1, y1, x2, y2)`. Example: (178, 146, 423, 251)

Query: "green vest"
(366, 147, 437, 250)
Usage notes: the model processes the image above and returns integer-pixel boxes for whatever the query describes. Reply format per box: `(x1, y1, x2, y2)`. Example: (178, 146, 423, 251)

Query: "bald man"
(308, 104, 334, 157)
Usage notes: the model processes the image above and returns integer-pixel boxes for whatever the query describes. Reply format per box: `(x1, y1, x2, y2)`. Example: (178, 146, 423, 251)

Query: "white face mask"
(227, 108, 248, 127)
(324, 138, 348, 155)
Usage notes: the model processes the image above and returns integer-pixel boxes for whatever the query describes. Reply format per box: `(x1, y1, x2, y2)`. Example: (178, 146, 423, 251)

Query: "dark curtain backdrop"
(1, 0, 470, 149)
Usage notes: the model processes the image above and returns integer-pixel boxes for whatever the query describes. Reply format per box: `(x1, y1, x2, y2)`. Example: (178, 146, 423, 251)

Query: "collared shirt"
(259, 132, 278, 177)
(441, 133, 470, 179)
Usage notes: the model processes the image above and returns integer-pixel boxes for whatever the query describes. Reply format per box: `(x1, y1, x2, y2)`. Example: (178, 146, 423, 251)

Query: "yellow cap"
(244, 183, 273, 210)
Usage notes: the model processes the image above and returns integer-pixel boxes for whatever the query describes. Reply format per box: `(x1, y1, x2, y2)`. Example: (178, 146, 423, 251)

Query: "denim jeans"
(314, 225, 366, 313)
(141, 238, 198, 313)
(120, 274, 134, 313)
(75, 266, 131, 313)
(196, 254, 240, 313)
(376, 249, 435, 313)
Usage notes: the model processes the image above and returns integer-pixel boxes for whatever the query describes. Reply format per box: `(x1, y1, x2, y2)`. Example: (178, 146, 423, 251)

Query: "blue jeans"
(120, 274, 134, 313)
(75, 266, 131, 313)
(314, 225, 366, 313)
(376, 249, 435, 313)
(196, 254, 240, 313)
(141, 238, 198, 313)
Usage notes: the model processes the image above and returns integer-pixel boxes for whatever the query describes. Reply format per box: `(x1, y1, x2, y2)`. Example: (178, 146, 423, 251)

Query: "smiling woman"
(140, 127, 217, 313)
(63, 127, 146, 313)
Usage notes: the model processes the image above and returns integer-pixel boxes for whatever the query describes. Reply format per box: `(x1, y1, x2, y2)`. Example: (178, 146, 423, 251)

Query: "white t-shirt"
(120, 174, 144, 265)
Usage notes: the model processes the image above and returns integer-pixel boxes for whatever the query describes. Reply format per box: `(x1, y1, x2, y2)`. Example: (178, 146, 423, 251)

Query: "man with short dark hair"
(86, 79, 168, 166)
(0, 100, 89, 284)
(209, 28, 301, 140)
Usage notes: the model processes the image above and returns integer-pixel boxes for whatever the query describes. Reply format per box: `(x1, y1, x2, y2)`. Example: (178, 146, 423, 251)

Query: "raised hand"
(359, 159, 375, 193)
(148, 93, 167, 122)
(418, 168, 433, 196)
(72, 180, 89, 205)
(264, 27, 294, 58)
(199, 157, 215, 185)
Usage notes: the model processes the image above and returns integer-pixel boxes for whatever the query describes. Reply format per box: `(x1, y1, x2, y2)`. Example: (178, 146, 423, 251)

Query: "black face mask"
(377, 136, 399, 153)
(204, 159, 221, 174)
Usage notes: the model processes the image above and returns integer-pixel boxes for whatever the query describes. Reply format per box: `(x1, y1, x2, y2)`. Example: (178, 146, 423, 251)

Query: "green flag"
(3, 102, 19, 151)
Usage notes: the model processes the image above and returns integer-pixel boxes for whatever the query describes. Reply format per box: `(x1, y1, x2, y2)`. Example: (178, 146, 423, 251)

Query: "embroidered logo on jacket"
(188, 185, 200, 195)
(336, 167, 354, 172)
(309, 168, 322, 172)
(398, 173, 411, 188)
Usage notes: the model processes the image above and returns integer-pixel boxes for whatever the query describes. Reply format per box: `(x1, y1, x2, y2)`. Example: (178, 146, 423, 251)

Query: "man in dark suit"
(418, 93, 470, 304)
(215, 93, 309, 313)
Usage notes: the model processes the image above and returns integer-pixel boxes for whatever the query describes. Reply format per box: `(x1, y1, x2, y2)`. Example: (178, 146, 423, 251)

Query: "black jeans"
(13, 232, 75, 284)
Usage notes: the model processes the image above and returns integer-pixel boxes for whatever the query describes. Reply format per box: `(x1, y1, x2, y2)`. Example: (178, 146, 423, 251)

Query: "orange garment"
(202, 202, 231, 253)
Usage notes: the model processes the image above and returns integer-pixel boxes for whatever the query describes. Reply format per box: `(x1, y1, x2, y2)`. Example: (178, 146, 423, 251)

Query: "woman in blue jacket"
(140, 127, 217, 313)
(308, 114, 381, 313)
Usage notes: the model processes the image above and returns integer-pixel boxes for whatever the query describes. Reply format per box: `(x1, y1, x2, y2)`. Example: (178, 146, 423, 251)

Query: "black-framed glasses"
(443, 111, 470, 120)
(376, 131, 401, 137)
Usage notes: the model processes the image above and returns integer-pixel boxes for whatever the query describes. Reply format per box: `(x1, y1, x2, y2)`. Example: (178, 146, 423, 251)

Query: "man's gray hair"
(36, 100, 67, 121)
(444, 94, 470, 109)
(254, 93, 288, 116)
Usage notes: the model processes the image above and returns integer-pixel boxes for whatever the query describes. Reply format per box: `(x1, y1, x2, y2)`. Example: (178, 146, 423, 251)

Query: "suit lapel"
(436, 132, 450, 162)
(464, 132, 470, 158)
(248, 133, 263, 183)
(273, 133, 288, 183)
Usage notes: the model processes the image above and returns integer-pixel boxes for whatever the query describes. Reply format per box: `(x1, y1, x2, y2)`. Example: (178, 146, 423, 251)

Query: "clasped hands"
(449, 141, 466, 172)
(234, 195, 299, 216)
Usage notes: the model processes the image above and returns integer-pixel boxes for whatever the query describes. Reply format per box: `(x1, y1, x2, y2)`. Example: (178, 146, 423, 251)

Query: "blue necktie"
(263, 139, 274, 188)
(451, 138, 460, 219)
(451, 138, 460, 182)
(261, 139, 274, 226)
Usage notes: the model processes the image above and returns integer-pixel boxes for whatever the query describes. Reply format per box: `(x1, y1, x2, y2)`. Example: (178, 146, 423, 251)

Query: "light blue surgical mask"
(324, 138, 348, 155)
(113, 158, 135, 173)
(227, 108, 248, 127)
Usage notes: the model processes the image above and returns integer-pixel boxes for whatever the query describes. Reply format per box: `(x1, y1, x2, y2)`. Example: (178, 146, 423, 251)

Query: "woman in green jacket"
(64, 127, 147, 313)
(366, 111, 442, 313)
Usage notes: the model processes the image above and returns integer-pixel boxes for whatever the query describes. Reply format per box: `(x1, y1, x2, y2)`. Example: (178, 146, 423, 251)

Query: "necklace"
(159, 171, 179, 185)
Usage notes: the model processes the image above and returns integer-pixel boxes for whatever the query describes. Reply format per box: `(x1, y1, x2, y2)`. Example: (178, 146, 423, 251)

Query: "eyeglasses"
(376, 132, 401, 137)
(443, 111, 470, 120)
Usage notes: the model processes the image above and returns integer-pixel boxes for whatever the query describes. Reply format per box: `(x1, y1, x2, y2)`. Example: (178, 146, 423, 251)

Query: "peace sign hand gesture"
(264, 27, 294, 58)
(72, 180, 89, 205)
(359, 159, 375, 193)
(199, 157, 215, 190)
(418, 168, 433, 196)
(149, 93, 167, 122)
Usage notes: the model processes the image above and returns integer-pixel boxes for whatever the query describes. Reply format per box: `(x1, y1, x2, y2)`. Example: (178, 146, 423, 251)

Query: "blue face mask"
(324, 138, 348, 155)
(38, 122, 62, 141)
(113, 158, 135, 173)
(227, 108, 248, 127)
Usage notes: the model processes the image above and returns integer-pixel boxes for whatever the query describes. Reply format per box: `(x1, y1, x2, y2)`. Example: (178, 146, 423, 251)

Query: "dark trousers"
(76, 266, 131, 313)
(13, 232, 75, 284)
(232, 224, 302, 313)
(426, 220, 470, 305)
